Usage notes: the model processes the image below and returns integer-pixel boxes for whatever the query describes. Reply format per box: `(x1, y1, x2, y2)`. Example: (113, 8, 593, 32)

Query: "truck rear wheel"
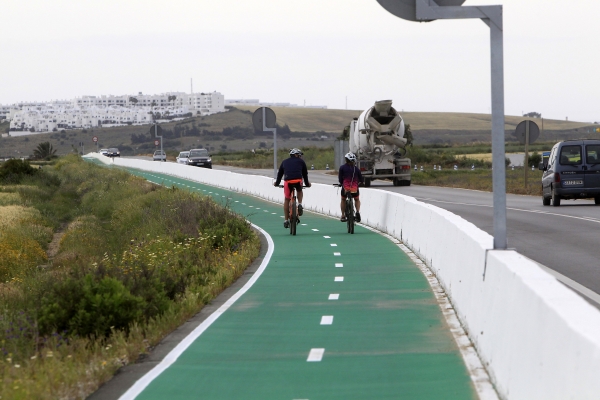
(364, 178, 371, 187)
(393, 178, 400, 187)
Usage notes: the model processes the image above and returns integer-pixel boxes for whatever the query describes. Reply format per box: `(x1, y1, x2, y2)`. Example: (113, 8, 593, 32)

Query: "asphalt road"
(212, 165, 600, 306)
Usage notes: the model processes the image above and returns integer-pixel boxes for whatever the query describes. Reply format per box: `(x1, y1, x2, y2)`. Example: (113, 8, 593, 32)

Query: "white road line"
(312, 229, 319, 231)
(334, 276, 344, 282)
(271, 212, 276, 214)
(323, 236, 331, 239)
(333, 252, 341, 256)
(320, 316, 334, 325)
(256, 208, 260, 209)
(416, 197, 600, 225)
(335, 263, 343, 268)
(330, 244, 337, 247)
(301, 224, 307, 226)
(118, 224, 275, 400)
(328, 294, 339, 300)
(307, 348, 325, 362)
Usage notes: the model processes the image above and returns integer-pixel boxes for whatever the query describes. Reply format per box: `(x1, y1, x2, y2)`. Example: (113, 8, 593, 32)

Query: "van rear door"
(558, 144, 585, 188)
(585, 143, 600, 189)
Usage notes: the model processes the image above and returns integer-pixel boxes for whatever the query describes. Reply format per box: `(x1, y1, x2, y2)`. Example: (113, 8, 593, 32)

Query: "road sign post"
(513, 120, 540, 189)
(377, 0, 508, 249)
(154, 124, 163, 162)
(92, 136, 98, 153)
(252, 107, 277, 178)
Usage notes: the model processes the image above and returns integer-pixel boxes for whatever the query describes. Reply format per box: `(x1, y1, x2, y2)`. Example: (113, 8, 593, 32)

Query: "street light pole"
(378, 0, 507, 249)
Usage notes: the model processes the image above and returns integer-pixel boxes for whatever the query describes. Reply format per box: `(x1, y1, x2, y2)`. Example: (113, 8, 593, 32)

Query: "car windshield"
(179, 152, 189, 157)
(154, 151, 165, 155)
(559, 145, 582, 165)
(586, 145, 600, 164)
(189, 150, 208, 157)
(108, 148, 118, 152)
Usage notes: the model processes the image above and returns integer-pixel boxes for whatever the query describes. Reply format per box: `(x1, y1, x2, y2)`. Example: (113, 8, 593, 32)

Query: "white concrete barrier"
(88, 154, 600, 399)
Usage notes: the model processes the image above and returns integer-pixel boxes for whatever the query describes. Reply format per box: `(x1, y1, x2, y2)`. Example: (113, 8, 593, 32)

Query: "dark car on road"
(186, 148, 212, 168)
(540, 139, 600, 206)
(106, 148, 120, 157)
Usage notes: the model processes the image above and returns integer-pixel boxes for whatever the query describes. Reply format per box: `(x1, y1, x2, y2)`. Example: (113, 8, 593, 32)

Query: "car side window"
(559, 145, 582, 165)
(548, 148, 556, 168)
(586, 145, 600, 164)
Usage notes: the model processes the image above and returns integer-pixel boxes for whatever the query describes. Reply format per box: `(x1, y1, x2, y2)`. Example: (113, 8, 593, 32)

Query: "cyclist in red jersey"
(274, 148, 311, 228)
(338, 152, 364, 222)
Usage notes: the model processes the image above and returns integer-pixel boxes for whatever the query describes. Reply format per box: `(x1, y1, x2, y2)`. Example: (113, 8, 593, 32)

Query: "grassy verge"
(411, 168, 543, 196)
(0, 156, 259, 399)
(213, 146, 335, 170)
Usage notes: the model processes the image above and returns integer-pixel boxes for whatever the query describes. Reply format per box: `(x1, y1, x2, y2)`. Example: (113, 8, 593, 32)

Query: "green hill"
(1, 106, 598, 158)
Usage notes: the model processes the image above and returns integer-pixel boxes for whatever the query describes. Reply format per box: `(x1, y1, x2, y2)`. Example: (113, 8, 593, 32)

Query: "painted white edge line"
(118, 223, 274, 400)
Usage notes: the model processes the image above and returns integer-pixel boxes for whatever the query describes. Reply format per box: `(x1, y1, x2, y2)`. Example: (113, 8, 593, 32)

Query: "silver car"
(153, 150, 167, 162)
(176, 151, 189, 164)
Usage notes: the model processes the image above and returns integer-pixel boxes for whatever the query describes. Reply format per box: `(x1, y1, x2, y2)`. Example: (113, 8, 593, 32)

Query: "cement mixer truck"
(347, 100, 411, 187)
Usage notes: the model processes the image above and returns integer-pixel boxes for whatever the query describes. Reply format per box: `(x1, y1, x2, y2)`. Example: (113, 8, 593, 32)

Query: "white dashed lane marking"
(320, 316, 334, 325)
(328, 294, 339, 300)
(335, 263, 343, 268)
(307, 348, 325, 362)
(323, 236, 331, 239)
(330, 244, 337, 247)
(311, 229, 319, 232)
(333, 252, 341, 256)
(334, 277, 344, 282)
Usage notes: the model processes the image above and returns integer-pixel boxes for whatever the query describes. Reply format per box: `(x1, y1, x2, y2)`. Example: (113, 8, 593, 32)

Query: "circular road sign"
(154, 140, 160, 146)
(252, 107, 276, 131)
(92, 136, 98, 143)
(513, 120, 540, 145)
(376, 0, 466, 22)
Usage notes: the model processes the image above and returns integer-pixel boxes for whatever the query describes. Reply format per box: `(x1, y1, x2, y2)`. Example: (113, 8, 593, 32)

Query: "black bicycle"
(334, 184, 355, 234)
(279, 184, 307, 235)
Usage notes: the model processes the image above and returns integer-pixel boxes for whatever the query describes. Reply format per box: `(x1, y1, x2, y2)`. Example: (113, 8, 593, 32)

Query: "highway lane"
(212, 165, 600, 305)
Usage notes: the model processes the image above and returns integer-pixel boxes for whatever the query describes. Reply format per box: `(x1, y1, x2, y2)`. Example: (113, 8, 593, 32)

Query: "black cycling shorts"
(341, 188, 359, 198)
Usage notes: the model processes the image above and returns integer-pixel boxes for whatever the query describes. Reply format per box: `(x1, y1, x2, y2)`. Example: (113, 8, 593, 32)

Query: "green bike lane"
(121, 167, 477, 399)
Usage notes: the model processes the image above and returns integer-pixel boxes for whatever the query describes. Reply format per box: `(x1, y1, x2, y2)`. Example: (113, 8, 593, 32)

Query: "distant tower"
(190, 78, 193, 94)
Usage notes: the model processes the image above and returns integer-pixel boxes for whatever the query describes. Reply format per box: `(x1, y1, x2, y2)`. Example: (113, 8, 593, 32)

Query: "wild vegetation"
(411, 168, 543, 195)
(0, 156, 259, 399)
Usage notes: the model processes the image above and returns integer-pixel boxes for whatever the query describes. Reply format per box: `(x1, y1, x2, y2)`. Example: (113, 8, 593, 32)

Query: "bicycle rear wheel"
(346, 196, 354, 234)
(290, 198, 297, 236)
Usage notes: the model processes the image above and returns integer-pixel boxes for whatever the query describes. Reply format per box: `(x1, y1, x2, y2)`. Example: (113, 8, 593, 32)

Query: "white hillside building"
(6, 91, 226, 135)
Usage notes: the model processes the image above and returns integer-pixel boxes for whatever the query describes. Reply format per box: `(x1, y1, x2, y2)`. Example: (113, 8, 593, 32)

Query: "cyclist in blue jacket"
(338, 152, 363, 222)
(274, 148, 311, 228)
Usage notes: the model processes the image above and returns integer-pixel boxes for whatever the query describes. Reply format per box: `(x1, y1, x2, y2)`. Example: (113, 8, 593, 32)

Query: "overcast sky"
(2, 0, 598, 122)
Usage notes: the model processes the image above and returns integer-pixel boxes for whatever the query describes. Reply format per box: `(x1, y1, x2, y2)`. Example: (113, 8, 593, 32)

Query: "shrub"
(0, 159, 38, 183)
(38, 274, 144, 337)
